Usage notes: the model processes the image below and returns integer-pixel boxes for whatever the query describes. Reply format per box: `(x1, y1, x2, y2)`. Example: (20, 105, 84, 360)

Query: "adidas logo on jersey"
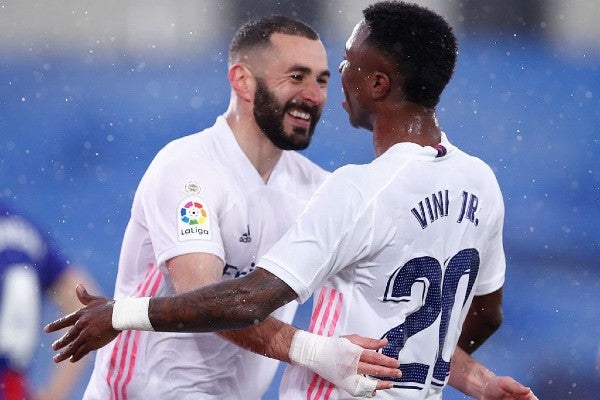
(239, 225, 252, 243)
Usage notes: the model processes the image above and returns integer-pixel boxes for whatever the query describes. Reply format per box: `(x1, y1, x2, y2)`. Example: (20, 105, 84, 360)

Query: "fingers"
(76, 284, 88, 302)
(375, 380, 394, 391)
(51, 329, 81, 363)
(357, 360, 401, 380)
(345, 334, 389, 351)
(359, 348, 400, 369)
(346, 334, 400, 380)
(51, 323, 95, 363)
(54, 337, 88, 363)
(495, 376, 531, 395)
(352, 376, 377, 398)
(528, 390, 539, 400)
(51, 322, 83, 351)
(76, 284, 100, 305)
(353, 376, 398, 397)
(44, 311, 79, 333)
(68, 339, 92, 363)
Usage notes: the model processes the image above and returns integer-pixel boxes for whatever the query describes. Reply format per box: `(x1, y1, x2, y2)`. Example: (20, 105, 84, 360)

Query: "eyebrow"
(285, 64, 331, 79)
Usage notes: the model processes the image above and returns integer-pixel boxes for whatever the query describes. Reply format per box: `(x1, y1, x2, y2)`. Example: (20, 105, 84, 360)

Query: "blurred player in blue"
(0, 200, 97, 400)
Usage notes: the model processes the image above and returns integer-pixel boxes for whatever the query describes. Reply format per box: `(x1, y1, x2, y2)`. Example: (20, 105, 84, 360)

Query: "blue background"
(1, 33, 599, 398)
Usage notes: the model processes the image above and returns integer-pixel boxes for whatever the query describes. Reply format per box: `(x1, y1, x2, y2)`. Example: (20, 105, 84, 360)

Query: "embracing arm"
(149, 267, 296, 332)
(46, 266, 400, 397)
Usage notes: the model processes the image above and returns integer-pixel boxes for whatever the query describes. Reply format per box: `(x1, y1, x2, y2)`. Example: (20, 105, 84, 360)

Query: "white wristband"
(289, 330, 376, 398)
(112, 297, 154, 331)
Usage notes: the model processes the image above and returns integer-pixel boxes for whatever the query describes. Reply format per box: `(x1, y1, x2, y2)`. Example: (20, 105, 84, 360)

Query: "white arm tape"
(289, 330, 377, 398)
(111, 297, 154, 331)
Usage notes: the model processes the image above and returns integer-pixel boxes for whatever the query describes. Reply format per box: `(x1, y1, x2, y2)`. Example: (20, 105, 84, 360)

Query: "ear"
(371, 71, 390, 100)
(228, 64, 255, 102)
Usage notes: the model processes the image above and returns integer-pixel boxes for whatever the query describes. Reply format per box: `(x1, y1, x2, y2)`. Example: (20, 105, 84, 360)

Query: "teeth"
(289, 109, 310, 120)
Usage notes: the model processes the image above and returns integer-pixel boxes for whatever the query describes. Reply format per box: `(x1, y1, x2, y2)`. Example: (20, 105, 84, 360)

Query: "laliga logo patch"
(177, 197, 212, 241)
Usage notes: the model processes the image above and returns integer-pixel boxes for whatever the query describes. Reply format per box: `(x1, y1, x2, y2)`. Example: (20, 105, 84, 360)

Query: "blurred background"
(1, 0, 598, 398)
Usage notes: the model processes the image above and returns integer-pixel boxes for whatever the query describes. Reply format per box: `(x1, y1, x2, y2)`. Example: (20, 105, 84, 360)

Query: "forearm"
(448, 347, 495, 398)
(218, 316, 297, 362)
(147, 268, 296, 332)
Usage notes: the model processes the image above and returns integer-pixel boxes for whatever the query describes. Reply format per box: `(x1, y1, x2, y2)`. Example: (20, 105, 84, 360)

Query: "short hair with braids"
(229, 15, 319, 66)
(363, 1, 458, 108)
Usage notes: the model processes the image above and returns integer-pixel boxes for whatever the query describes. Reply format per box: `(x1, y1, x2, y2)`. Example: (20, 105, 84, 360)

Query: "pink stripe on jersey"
(106, 264, 163, 400)
(308, 288, 327, 332)
(306, 287, 343, 400)
(119, 272, 162, 396)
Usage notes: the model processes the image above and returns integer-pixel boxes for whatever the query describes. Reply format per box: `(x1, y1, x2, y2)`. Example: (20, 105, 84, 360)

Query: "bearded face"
(253, 77, 322, 151)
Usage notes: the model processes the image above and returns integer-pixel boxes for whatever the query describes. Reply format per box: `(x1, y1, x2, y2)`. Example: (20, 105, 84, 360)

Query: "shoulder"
(449, 146, 504, 208)
(156, 130, 215, 164)
(447, 144, 501, 183)
(148, 125, 224, 180)
(136, 125, 231, 202)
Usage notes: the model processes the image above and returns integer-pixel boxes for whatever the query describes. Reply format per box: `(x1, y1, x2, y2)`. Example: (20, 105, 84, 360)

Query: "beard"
(253, 78, 321, 151)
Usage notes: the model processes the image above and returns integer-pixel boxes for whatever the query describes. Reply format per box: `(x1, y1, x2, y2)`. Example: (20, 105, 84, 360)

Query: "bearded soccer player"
(46, 14, 399, 400)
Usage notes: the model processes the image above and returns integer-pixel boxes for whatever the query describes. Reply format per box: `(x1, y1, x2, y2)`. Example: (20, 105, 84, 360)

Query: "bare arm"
(45, 264, 401, 396)
(165, 253, 297, 359)
(458, 288, 503, 354)
(149, 267, 296, 332)
(168, 259, 400, 384)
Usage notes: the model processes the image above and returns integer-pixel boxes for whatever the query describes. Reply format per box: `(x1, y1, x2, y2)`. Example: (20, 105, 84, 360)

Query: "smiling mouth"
(288, 108, 311, 121)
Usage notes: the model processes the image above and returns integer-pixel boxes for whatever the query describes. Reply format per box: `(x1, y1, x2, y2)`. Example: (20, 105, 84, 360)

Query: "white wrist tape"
(111, 297, 154, 331)
(289, 330, 377, 398)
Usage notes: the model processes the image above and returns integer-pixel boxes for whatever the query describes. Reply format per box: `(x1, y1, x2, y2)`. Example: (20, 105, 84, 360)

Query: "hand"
(44, 284, 119, 363)
(343, 334, 401, 386)
(290, 331, 400, 397)
(482, 376, 538, 400)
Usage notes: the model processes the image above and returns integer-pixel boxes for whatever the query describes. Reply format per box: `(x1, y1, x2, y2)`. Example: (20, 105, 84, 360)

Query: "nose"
(300, 80, 327, 106)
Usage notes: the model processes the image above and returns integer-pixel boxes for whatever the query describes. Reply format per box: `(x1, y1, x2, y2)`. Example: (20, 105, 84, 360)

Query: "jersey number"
(380, 248, 480, 389)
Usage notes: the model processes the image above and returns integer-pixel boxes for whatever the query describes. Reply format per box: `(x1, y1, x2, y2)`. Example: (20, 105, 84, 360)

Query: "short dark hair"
(363, 1, 458, 108)
(229, 15, 319, 66)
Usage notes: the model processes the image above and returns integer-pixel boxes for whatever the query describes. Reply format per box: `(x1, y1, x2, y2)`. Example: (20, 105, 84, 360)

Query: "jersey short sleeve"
(259, 167, 383, 303)
(135, 139, 226, 270)
(473, 171, 506, 295)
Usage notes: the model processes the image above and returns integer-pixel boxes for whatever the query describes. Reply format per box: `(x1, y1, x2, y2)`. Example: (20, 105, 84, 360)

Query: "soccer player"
(47, 2, 538, 399)
(0, 200, 98, 400)
(44, 14, 400, 400)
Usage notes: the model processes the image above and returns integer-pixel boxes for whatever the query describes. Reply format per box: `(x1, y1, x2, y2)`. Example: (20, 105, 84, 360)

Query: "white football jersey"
(260, 134, 506, 400)
(83, 116, 328, 400)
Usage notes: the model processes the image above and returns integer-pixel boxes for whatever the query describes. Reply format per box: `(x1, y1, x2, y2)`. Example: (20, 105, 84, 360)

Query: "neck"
(224, 108, 283, 183)
(372, 102, 441, 156)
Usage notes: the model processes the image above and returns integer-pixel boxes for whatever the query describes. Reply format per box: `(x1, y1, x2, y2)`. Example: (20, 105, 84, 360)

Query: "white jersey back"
(84, 116, 328, 400)
(260, 135, 505, 400)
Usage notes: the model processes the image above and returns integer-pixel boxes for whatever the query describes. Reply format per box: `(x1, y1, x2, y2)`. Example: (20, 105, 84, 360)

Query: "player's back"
(278, 137, 505, 400)
(331, 138, 504, 399)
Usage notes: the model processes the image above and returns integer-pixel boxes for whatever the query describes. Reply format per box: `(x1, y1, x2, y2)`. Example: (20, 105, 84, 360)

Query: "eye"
(290, 73, 303, 82)
(338, 59, 348, 73)
(317, 75, 329, 87)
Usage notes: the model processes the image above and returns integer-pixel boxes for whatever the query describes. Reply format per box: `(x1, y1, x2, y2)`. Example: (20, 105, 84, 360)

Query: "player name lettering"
(411, 190, 479, 229)
(181, 226, 210, 235)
